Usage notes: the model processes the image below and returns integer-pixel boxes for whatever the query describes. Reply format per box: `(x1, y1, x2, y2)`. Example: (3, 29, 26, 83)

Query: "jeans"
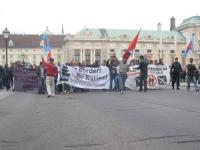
(187, 76, 197, 90)
(110, 74, 117, 90)
(118, 74, 127, 91)
(38, 77, 45, 94)
(172, 73, 180, 89)
(139, 75, 147, 91)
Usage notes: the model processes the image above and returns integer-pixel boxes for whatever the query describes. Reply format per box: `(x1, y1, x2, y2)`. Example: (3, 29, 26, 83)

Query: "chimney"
(170, 16, 176, 31)
(157, 23, 162, 31)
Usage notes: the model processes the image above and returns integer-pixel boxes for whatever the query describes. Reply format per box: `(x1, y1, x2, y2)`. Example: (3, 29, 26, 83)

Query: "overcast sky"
(0, 0, 199, 34)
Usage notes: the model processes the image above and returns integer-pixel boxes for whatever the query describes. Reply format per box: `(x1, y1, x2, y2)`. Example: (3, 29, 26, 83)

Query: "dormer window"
(148, 35, 151, 39)
(120, 34, 128, 39)
(8, 40, 14, 47)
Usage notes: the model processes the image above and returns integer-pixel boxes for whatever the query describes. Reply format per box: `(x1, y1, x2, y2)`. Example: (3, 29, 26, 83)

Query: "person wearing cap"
(137, 55, 148, 92)
(186, 58, 199, 92)
(42, 57, 58, 97)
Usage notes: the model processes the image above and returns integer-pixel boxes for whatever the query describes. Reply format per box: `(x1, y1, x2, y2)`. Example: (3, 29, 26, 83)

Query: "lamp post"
(21, 53, 25, 67)
(2, 27, 10, 65)
(157, 23, 163, 62)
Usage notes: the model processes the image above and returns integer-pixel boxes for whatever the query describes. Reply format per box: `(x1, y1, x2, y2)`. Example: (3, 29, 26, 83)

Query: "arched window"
(74, 49, 80, 62)
(85, 49, 91, 64)
(95, 50, 101, 62)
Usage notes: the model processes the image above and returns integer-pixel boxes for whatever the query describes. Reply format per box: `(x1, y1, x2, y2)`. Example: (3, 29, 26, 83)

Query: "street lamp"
(2, 27, 10, 65)
(21, 53, 25, 67)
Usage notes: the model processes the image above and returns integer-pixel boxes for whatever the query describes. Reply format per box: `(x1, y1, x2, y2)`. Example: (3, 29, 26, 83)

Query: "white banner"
(60, 65, 110, 89)
(59, 65, 170, 90)
(126, 65, 170, 90)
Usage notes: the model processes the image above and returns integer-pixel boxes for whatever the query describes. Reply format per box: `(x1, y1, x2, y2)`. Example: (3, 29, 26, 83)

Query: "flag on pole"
(183, 34, 195, 58)
(123, 30, 140, 60)
(41, 33, 52, 54)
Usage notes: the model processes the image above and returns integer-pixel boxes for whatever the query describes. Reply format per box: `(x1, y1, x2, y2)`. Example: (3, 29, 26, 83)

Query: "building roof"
(72, 28, 185, 42)
(177, 16, 200, 31)
(0, 34, 65, 48)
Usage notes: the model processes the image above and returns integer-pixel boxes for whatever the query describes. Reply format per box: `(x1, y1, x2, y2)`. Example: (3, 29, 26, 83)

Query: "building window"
(2, 49, 5, 52)
(110, 49, 115, 52)
(57, 49, 60, 52)
(57, 55, 61, 62)
(95, 50, 101, 62)
(2, 55, 5, 60)
(170, 50, 175, 53)
(147, 49, 151, 53)
(135, 49, 139, 53)
(85, 49, 91, 64)
(10, 55, 13, 61)
(74, 49, 80, 62)
(33, 55, 36, 59)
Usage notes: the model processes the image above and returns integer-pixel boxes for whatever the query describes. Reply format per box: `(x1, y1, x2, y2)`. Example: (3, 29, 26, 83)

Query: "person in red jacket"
(42, 57, 58, 97)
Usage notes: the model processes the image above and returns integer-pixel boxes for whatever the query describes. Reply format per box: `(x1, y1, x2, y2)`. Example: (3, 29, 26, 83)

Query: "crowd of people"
(170, 57, 200, 91)
(0, 64, 14, 91)
(1, 54, 200, 97)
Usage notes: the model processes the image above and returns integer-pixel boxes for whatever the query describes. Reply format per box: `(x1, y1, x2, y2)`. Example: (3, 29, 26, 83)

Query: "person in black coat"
(3, 64, 12, 90)
(170, 57, 182, 90)
(137, 55, 148, 92)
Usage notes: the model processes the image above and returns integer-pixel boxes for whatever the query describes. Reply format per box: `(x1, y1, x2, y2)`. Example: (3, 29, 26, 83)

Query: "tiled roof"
(73, 28, 185, 42)
(0, 34, 65, 48)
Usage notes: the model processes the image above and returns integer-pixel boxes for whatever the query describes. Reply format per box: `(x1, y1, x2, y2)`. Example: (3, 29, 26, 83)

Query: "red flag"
(123, 30, 140, 60)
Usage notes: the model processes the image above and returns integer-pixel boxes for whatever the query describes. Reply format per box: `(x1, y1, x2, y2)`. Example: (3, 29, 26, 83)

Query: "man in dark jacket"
(3, 64, 12, 90)
(106, 54, 119, 91)
(37, 62, 46, 94)
(0, 65, 4, 89)
(137, 55, 148, 92)
(170, 57, 182, 90)
(186, 58, 199, 91)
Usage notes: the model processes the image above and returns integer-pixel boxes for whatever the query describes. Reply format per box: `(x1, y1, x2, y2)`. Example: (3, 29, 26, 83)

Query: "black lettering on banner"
(61, 65, 70, 81)
(158, 76, 167, 85)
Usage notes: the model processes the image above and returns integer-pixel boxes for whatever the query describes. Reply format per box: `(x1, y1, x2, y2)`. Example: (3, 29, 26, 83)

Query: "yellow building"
(1, 16, 200, 67)
(63, 16, 200, 66)
(0, 33, 65, 66)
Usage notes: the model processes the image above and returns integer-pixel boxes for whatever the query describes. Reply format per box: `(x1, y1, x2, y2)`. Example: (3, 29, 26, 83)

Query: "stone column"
(90, 49, 93, 64)
(82, 49, 85, 62)
(80, 49, 83, 62)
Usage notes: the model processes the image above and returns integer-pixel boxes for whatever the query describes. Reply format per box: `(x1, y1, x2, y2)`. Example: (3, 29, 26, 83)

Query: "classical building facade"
(63, 16, 200, 66)
(63, 28, 185, 65)
(0, 33, 65, 66)
(1, 16, 200, 67)
(177, 16, 200, 65)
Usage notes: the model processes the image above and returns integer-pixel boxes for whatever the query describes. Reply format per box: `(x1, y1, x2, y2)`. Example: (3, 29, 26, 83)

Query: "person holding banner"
(117, 57, 129, 94)
(37, 62, 46, 94)
(106, 54, 119, 91)
(42, 57, 58, 98)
